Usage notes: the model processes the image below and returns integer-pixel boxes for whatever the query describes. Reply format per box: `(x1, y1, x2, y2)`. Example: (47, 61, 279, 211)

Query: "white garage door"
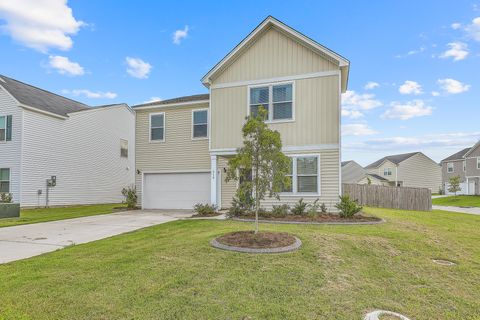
(143, 172, 211, 209)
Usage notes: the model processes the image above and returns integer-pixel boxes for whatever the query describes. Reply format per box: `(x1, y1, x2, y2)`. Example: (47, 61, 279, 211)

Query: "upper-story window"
(249, 83, 293, 122)
(477, 157, 480, 169)
(384, 168, 392, 176)
(463, 161, 466, 172)
(150, 113, 165, 142)
(0, 115, 12, 142)
(120, 139, 128, 158)
(0, 168, 10, 193)
(447, 162, 454, 173)
(192, 109, 208, 139)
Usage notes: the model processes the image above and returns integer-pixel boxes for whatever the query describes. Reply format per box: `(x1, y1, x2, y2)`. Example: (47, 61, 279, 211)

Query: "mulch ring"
(191, 212, 224, 218)
(211, 231, 302, 253)
(232, 213, 383, 225)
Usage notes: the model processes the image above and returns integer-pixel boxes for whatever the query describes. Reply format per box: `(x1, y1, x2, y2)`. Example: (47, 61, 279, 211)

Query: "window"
(447, 162, 454, 173)
(384, 168, 392, 176)
(281, 155, 319, 194)
(0, 168, 10, 193)
(282, 158, 293, 192)
(463, 161, 466, 172)
(120, 139, 128, 158)
(0, 116, 5, 142)
(249, 83, 293, 121)
(477, 157, 480, 169)
(150, 113, 165, 142)
(192, 109, 208, 138)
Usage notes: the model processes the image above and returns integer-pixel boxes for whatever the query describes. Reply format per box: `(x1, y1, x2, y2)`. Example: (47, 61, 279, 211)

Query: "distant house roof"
(366, 173, 388, 182)
(341, 160, 353, 167)
(365, 152, 419, 169)
(0, 74, 89, 117)
(441, 147, 472, 162)
(133, 94, 209, 109)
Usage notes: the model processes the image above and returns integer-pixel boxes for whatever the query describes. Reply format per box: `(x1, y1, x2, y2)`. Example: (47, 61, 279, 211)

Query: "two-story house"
(341, 160, 366, 184)
(0, 75, 135, 207)
(441, 141, 480, 195)
(365, 152, 441, 191)
(134, 16, 349, 211)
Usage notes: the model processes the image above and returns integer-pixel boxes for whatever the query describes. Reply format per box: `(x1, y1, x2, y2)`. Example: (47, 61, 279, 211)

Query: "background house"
(365, 152, 441, 191)
(341, 160, 365, 184)
(0, 75, 135, 207)
(441, 142, 480, 195)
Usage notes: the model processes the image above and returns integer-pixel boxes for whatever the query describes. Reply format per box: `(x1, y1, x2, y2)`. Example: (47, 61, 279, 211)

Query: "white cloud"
(0, 0, 84, 52)
(364, 81, 379, 90)
(437, 78, 470, 94)
(451, 22, 462, 30)
(431, 91, 440, 97)
(172, 25, 189, 44)
(62, 89, 117, 99)
(395, 46, 426, 58)
(342, 124, 378, 136)
(144, 97, 162, 103)
(398, 80, 423, 95)
(341, 109, 364, 119)
(48, 55, 84, 76)
(440, 42, 469, 61)
(125, 57, 152, 79)
(465, 17, 480, 41)
(342, 90, 382, 110)
(382, 100, 433, 120)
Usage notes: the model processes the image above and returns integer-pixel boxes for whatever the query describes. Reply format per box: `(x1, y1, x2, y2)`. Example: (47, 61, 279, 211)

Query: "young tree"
(226, 107, 291, 233)
(448, 175, 461, 197)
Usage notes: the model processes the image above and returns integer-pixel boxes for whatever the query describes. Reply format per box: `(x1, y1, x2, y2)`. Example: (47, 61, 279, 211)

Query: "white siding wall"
(20, 106, 135, 207)
(0, 87, 22, 203)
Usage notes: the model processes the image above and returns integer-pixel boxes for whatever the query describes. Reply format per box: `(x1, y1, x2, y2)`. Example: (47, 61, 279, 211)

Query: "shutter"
(6, 115, 12, 141)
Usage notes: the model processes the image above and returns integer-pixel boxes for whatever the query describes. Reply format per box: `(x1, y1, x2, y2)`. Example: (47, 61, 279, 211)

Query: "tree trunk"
(254, 167, 259, 234)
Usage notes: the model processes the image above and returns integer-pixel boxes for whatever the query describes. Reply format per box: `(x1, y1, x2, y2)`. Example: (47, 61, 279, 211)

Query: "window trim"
(191, 108, 209, 140)
(149, 112, 165, 143)
(477, 157, 480, 170)
(120, 139, 128, 158)
(463, 160, 466, 172)
(0, 115, 6, 143)
(0, 168, 10, 194)
(447, 162, 454, 173)
(384, 168, 392, 176)
(247, 81, 295, 123)
(280, 154, 320, 196)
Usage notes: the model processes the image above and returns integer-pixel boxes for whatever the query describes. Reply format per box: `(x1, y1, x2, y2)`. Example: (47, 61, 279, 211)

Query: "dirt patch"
(378, 315, 402, 320)
(236, 213, 381, 223)
(216, 231, 297, 249)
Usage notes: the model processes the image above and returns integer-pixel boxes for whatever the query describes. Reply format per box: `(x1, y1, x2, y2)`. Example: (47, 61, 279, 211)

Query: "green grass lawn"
(1, 207, 479, 319)
(432, 195, 480, 207)
(0, 204, 125, 228)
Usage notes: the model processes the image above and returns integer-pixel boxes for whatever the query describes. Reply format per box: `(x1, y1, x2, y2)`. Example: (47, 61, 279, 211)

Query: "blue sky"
(0, 0, 479, 165)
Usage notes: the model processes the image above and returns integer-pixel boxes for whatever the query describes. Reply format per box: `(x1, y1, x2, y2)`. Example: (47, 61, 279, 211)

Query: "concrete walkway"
(433, 205, 480, 215)
(0, 210, 193, 264)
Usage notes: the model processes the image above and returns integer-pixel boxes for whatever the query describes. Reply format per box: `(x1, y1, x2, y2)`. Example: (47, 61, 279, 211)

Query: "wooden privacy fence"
(342, 184, 432, 211)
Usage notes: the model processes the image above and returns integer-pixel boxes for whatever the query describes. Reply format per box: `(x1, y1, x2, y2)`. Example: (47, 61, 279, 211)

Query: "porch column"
(210, 155, 218, 206)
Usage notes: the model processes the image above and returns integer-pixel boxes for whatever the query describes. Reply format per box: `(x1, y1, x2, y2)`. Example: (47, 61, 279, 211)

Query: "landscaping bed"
(216, 231, 296, 249)
(233, 213, 381, 223)
(191, 212, 223, 218)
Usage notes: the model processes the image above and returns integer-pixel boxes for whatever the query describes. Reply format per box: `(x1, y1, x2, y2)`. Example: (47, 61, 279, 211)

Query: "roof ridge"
(133, 93, 209, 108)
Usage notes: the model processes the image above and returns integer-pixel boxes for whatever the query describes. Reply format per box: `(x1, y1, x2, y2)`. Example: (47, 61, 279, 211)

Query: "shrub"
(227, 196, 249, 217)
(307, 199, 320, 217)
(193, 203, 218, 216)
(121, 185, 138, 209)
(271, 204, 290, 216)
(335, 195, 362, 218)
(320, 202, 328, 214)
(0, 193, 12, 203)
(291, 198, 308, 215)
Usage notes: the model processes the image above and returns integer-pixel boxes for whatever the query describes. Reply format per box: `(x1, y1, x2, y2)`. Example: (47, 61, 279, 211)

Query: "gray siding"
(341, 161, 365, 184)
(0, 87, 22, 203)
(397, 153, 441, 191)
(442, 160, 466, 183)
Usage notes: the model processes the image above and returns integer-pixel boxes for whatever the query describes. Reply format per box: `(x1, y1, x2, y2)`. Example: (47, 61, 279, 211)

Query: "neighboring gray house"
(0, 75, 135, 207)
(441, 141, 480, 195)
(358, 173, 389, 186)
(365, 152, 441, 191)
(341, 160, 365, 184)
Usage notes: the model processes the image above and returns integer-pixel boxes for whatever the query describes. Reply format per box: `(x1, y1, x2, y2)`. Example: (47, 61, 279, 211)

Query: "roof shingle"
(441, 147, 471, 162)
(365, 152, 419, 169)
(133, 94, 209, 108)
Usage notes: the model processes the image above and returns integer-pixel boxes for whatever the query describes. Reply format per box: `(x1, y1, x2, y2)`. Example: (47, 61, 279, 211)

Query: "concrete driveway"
(0, 210, 192, 264)
(433, 205, 480, 215)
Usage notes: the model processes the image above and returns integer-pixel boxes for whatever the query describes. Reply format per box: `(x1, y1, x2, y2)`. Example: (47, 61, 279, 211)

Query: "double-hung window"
(384, 168, 392, 176)
(249, 83, 293, 121)
(0, 115, 12, 142)
(0, 168, 10, 193)
(447, 162, 454, 173)
(282, 155, 319, 194)
(477, 157, 480, 169)
(192, 109, 208, 139)
(150, 113, 165, 142)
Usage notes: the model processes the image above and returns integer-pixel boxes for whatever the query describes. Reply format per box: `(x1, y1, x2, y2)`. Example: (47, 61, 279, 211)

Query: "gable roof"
(201, 16, 350, 92)
(0, 74, 89, 117)
(365, 152, 420, 169)
(366, 173, 388, 182)
(441, 147, 472, 162)
(341, 160, 353, 167)
(464, 140, 480, 157)
(133, 94, 209, 109)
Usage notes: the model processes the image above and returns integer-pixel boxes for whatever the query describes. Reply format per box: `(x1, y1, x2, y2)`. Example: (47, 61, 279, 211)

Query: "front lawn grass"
(432, 195, 480, 207)
(0, 203, 125, 228)
(0, 207, 479, 319)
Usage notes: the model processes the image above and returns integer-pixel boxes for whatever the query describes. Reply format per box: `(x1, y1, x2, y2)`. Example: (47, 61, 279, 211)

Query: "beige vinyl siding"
(210, 75, 339, 150)
(135, 103, 210, 203)
(358, 176, 386, 186)
(217, 156, 236, 209)
(366, 160, 397, 183)
(212, 27, 338, 84)
(397, 153, 441, 191)
(442, 160, 466, 183)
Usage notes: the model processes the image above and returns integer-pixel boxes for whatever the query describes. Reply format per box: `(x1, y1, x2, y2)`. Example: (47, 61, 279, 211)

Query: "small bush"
(320, 202, 328, 214)
(307, 199, 320, 217)
(0, 193, 12, 203)
(227, 196, 249, 218)
(335, 195, 362, 218)
(271, 204, 290, 217)
(291, 198, 308, 215)
(121, 185, 137, 209)
(193, 203, 218, 216)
